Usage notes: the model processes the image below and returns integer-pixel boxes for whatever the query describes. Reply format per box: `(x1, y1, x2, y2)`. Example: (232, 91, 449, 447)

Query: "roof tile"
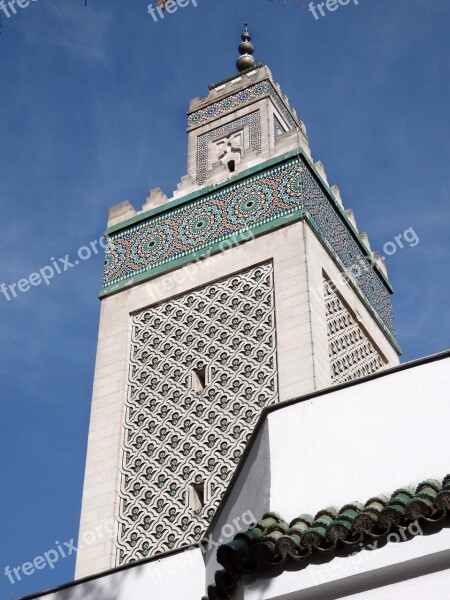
(203, 474, 450, 600)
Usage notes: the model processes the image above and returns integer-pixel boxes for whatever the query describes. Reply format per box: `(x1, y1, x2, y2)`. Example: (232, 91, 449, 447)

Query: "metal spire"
(236, 22, 257, 73)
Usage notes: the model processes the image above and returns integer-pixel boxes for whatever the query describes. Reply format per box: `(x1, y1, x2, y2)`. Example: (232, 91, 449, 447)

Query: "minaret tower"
(75, 26, 400, 577)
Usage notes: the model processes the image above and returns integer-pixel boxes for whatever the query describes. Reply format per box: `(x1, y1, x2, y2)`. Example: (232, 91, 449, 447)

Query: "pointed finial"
(236, 22, 256, 73)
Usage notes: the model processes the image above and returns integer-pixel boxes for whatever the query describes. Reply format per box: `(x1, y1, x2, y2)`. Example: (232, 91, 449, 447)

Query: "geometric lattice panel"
(116, 263, 278, 564)
(324, 277, 385, 385)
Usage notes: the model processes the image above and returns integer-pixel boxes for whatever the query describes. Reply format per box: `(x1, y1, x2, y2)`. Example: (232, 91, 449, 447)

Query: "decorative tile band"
(196, 111, 261, 184)
(103, 156, 396, 338)
(187, 79, 297, 132)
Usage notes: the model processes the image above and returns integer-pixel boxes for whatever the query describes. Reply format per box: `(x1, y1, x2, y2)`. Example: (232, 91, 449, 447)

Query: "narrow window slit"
(192, 366, 209, 393)
(189, 482, 205, 513)
(195, 367, 207, 388)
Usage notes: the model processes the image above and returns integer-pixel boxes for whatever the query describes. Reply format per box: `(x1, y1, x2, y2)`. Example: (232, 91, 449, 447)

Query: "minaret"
(75, 26, 400, 577)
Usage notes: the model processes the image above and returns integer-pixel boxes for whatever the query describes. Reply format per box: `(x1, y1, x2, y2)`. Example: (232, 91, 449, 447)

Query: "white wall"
(268, 355, 450, 518)
(34, 354, 450, 600)
(32, 547, 204, 600)
(242, 528, 450, 600)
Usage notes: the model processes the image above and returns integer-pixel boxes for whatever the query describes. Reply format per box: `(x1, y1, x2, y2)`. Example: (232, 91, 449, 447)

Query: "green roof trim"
(203, 474, 450, 600)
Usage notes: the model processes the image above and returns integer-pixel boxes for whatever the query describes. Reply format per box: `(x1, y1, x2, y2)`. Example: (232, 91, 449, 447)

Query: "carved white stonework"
(213, 130, 244, 169)
(116, 263, 278, 564)
(324, 278, 385, 385)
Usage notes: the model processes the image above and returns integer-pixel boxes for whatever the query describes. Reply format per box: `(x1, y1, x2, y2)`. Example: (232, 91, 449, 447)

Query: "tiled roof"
(203, 474, 450, 600)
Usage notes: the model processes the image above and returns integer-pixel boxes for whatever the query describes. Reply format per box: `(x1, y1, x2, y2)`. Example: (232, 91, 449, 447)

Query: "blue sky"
(0, 0, 449, 598)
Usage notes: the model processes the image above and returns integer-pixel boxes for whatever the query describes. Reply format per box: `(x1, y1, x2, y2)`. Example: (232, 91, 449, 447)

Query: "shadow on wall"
(47, 565, 137, 600)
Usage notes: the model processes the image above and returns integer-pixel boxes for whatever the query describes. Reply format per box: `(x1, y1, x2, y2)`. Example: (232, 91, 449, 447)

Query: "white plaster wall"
(242, 527, 450, 600)
(344, 570, 450, 600)
(268, 355, 450, 519)
(33, 547, 204, 600)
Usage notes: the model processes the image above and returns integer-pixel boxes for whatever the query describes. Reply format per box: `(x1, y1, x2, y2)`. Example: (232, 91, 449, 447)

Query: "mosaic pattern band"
(187, 79, 297, 131)
(196, 110, 261, 184)
(116, 263, 278, 562)
(324, 278, 385, 384)
(103, 157, 396, 337)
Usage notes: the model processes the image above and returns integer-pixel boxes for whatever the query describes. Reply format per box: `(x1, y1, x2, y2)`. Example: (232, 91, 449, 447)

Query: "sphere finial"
(236, 22, 256, 73)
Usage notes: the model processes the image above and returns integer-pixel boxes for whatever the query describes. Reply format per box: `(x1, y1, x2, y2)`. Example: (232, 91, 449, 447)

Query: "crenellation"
(188, 67, 271, 114)
(107, 201, 137, 227)
(359, 231, 372, 253)
(374, 251, 388, 277)
(299, 120, 309, 142)
(345, 208, 358, 231)
(330, 184, 344, 207)
(275, 128, 311, 160)
(172, 174, 197, 199)
(141, 187, 169, 212)
(313, 160, 329, 185)
(188, 96, 203, 111)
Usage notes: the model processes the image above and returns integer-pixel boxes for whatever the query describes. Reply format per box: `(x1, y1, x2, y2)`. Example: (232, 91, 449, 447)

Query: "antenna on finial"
(236, 23, 257, 73)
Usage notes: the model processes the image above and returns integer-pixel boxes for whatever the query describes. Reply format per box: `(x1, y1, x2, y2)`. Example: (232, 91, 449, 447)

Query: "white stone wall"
(76, 221, 313, 576)
(76, 218, 400, 577)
